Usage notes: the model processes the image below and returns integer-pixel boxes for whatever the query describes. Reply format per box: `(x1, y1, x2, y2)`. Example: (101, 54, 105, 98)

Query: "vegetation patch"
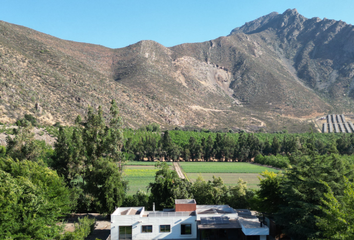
(180, 162, 278, 173)
(123, 166, 158, 195)
(186, 173, 263, 189)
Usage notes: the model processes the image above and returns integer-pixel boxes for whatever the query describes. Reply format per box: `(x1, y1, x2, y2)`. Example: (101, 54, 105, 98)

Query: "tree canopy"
(0, 157, 74, 239)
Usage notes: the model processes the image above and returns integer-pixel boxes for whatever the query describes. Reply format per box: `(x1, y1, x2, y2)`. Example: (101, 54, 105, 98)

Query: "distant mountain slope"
(231, 9, 354, 106)
(1, 9, 354, 132)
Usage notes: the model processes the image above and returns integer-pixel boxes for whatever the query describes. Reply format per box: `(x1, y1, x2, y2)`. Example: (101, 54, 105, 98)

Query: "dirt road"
(173, 162, 185, 179)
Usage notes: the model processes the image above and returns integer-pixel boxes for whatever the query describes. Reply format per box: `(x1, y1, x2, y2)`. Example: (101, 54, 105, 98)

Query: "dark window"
(160, 225, 171, 232)
(119, 226, 132, 240)
(142, 225, 153, 233)
(181, 224, 192, 235)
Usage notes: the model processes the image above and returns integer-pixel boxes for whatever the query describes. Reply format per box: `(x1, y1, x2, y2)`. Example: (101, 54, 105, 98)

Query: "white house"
(111, 199, 269, 240)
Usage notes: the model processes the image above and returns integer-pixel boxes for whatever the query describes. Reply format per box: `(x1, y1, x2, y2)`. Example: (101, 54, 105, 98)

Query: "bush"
(0, 145, 6, 157)
(254, 154, 290, 169)
(60, 216, 96, 240)
(142, 123, 161, 132)
(15, 114, 38, 127)
(54, 122, 61, 127)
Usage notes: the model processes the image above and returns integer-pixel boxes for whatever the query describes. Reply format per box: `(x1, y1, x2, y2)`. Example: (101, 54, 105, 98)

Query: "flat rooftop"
(112, 207, 144, 216)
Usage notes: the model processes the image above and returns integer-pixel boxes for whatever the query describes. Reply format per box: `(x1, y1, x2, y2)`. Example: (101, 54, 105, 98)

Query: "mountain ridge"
(1, 10, 354, 132)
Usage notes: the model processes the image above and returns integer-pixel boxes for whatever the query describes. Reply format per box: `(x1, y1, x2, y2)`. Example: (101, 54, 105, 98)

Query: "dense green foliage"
(254, 154, 290, 169)
(121, 128, 354, 166)
(4, 110, 354, 239)
(0, 158, 74, 239)
(252, 152, 354, 240)
(0, 101, 127, 238)
(276, 154, 354, 239)
(53, 100, 127, 214)
(148, 162, 193, 209)
(315, 177, 354, 240)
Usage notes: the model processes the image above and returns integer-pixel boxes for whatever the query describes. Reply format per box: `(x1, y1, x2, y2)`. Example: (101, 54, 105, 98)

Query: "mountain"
(1, 9, 354, 132)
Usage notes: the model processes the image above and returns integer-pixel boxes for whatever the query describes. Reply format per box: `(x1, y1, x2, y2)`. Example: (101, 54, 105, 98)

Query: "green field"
(179, 162, 278, 173)
(123, 161, 172, 166)
(123, 166, 157, 195)
(123, 164, 173, 195)
(180, 162, 278, 189)
(187, 173, 262, 189)
(124, 162, 278, 194)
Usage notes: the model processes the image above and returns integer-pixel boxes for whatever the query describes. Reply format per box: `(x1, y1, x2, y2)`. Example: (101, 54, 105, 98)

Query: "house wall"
(175, 203, 196, 212)
(111, 215, 197, 240)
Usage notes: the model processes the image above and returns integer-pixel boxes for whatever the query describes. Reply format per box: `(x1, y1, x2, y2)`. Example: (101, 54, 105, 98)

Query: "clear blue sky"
(1, 0, 353, 49)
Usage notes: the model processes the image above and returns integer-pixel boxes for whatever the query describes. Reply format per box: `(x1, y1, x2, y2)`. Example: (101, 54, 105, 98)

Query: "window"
(142, 225, 153, 233)
(160, 225, 171, 232)
(119, 226, 132, 240)
(181, 224, 192, 235)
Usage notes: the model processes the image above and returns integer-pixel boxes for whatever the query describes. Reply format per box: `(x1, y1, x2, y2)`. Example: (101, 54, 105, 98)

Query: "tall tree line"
(122, 129, 354, 162)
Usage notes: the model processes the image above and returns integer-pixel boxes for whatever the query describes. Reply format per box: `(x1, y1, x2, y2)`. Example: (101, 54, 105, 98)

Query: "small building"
(111, 199, 269, 240)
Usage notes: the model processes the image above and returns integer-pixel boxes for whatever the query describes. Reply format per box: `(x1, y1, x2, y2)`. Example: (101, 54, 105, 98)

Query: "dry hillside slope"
(1, 9, 354, 132)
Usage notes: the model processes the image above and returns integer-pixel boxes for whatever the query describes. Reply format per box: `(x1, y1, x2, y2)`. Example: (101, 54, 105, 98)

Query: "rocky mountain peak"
(283, 8, 299, 16)
(229, 9, 306, 35)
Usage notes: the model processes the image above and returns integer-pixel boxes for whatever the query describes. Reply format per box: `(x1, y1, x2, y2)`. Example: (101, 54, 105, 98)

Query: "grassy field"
(187, 173, 262, 189)
(123, 166, 157, 195)
(123, 161, 172, 166)
(124, 162, 278, 194)
(179, 162, 278, 173)
(180, 162, 278, 189)
(123, 163, 172, 195)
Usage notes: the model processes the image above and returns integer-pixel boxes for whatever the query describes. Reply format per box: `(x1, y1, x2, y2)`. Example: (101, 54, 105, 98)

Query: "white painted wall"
(111, 214, 197, 240)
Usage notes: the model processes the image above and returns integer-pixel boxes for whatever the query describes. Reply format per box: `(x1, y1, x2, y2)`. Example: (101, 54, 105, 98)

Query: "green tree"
(271, 136, 281, 155)
(191, 175, 228, 205)
(85, 157, 127, 214)
(123, 190, 150, 209)
(202, 135, 214, 161)
(227, 178, 254, 209)
(254, 170, 284, 214)
(6, 123, 43, 161)
(107, 99, 125, 169)
(144, 135, 158, 161)
(161, 130, 174, 160)
(53, 101, 127, 214)
(53, 126, 84, 184)
(213, 133, 223, 161)
(191, 175, 215, 205)
(316, 177, 354, 239)
(149, 162, 192, 209)
(0, 157, 74, 239)
(276, 154, 354, 239)
(188, 136, 202, 161)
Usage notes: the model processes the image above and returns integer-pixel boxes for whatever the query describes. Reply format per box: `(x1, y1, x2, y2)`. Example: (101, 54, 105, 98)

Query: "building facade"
(111, 199, 269, 240)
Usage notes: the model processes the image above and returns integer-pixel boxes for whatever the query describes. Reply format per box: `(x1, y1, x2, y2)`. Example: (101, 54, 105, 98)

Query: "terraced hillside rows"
(322, 114, 354, 133)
